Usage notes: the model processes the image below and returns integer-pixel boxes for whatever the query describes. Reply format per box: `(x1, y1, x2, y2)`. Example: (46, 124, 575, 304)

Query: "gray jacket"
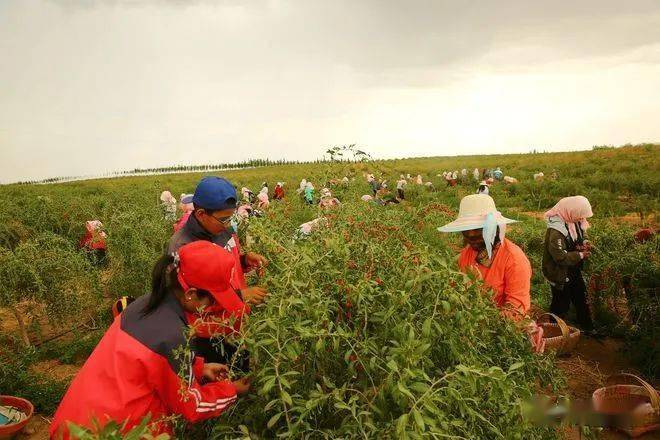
(541, 216, 584, 287)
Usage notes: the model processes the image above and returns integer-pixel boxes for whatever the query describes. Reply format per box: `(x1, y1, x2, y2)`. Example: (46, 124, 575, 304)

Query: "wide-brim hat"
(438, 194, 517, 233)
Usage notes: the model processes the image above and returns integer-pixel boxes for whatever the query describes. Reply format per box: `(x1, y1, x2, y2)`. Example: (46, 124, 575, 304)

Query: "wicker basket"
(536, 313, 580, 355)
(592, 374, 659, 437)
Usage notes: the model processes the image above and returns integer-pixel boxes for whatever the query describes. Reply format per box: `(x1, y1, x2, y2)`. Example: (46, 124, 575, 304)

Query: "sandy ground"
(558, 337, 658, 439)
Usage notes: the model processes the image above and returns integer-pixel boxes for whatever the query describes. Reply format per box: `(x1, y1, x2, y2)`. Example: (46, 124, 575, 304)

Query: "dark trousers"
(397, 189, 404, 199)
(549, 272, 593, 331)
(194, 337, 250, 374)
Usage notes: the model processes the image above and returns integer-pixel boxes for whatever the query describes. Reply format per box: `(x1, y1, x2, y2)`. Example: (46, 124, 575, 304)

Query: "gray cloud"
(0, 0, 659, 182)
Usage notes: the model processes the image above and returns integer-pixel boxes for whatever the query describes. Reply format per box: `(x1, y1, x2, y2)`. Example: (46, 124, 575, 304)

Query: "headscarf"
(179, 193, 194, 213)
(544, 196, 593, 240)
(85, 220, 104, 233)
(160, 191, 176, 205)
(297, 179, 307, 194)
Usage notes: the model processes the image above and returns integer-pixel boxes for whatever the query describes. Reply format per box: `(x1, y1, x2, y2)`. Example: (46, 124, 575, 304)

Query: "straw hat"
(438, 194, 517, 233)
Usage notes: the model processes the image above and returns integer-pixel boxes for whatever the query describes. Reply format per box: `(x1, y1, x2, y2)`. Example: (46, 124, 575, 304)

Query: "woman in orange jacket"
(438, 194, 531, 320)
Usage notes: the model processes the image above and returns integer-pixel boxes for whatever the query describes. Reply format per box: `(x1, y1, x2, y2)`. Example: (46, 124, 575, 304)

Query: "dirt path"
(558, 336, 658, 439)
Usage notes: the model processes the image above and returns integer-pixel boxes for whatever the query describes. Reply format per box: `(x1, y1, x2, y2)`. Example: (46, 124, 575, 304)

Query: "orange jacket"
(458, 239, 531, 320)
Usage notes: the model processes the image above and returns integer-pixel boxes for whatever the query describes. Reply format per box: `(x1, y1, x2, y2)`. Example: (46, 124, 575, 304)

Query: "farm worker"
(257, 187, 270, 209)
(375, 187, 400, 206)
(50, 241, 250, 439)
(534, 172, 545, 181)
(319, 188, 341, 209)
(396, 176, 407, 199)
(493, 167, 503, 180)
(79, 220, 107, 251)
(342, 176, 350, 184)
(461, 169, 467, 180)
(438, 194, 531, 320)
(304, 182, 315, 205)
(416, 174, 423, 185)
(168, 177, 269, 362)
(473, 168, 480, 181)
(368, 177, 380, 195)
(297, 217, 327, 238)
(160, 191, 177, 221)
(366, 173, 375, 183)
(449, 172, 458, 187)
(273, 182, 285, 200)
(179, 193, 194, 213)
(424, 181, 434, 191)
(236, 204, 252, 221)
(79, 220, 108, 265)
(542, 196, 594, 331)
(361, 194, 373, 202)
(174, 194, 194, 232)
(476, 181, 490, 195)
(503, 176, 518, 184)
(297, 179, 307, 195)
(241, 187, 255, 203)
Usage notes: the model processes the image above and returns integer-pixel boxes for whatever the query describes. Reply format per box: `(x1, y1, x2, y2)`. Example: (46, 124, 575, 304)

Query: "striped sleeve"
(154, 354, 238, 422)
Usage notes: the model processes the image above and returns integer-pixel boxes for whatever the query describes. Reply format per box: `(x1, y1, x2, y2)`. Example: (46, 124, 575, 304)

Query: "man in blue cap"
(167, 176, 268, 370)
(168, 176, 268, 305)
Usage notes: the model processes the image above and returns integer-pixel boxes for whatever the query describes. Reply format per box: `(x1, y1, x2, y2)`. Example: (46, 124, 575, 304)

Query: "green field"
(0, 144, 658, 439)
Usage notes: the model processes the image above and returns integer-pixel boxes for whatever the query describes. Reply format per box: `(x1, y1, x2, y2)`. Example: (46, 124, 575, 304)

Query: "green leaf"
(412, 408, 426, 431)
(267, 412, 282, 429)
(396, 413, 409, 435)
(509, 362, 525, 372)
(262, 376, 277, 394)
(397, 381, 415, 400)
(281, 390, 293, 406)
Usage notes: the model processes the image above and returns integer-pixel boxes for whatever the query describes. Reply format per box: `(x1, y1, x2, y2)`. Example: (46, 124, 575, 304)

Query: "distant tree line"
(13, 155, 369, 185)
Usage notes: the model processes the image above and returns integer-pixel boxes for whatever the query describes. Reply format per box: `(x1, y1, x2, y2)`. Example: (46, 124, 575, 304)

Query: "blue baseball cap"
(192, 177, 237, 211)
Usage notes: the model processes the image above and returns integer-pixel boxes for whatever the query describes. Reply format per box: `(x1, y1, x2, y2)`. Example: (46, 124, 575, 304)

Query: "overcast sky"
(1, 0, 659, 183)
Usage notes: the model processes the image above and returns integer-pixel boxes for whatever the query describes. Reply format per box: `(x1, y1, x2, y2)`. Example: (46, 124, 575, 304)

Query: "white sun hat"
(438, 194, 516, 233)
(438, 194, 518, 258)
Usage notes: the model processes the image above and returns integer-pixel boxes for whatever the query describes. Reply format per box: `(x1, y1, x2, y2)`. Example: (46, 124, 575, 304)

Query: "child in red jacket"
(50, 241, 250, 439)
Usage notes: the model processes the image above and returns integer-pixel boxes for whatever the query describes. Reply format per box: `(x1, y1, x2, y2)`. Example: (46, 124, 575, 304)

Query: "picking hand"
(241, 286, 268, 305)
(232, 377, 251, 395)
(245, 252, 268, 270)
(202, 363, 229, 382)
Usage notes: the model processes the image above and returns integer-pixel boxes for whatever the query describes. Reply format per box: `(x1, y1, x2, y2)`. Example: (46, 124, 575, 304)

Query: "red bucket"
(0, 396, 34, 439)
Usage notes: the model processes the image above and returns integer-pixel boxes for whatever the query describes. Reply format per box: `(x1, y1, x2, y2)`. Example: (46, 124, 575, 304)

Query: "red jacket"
(167, 215, 251, 337)
(50, 294, 237, 439)
(79, 231, 107, 251)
